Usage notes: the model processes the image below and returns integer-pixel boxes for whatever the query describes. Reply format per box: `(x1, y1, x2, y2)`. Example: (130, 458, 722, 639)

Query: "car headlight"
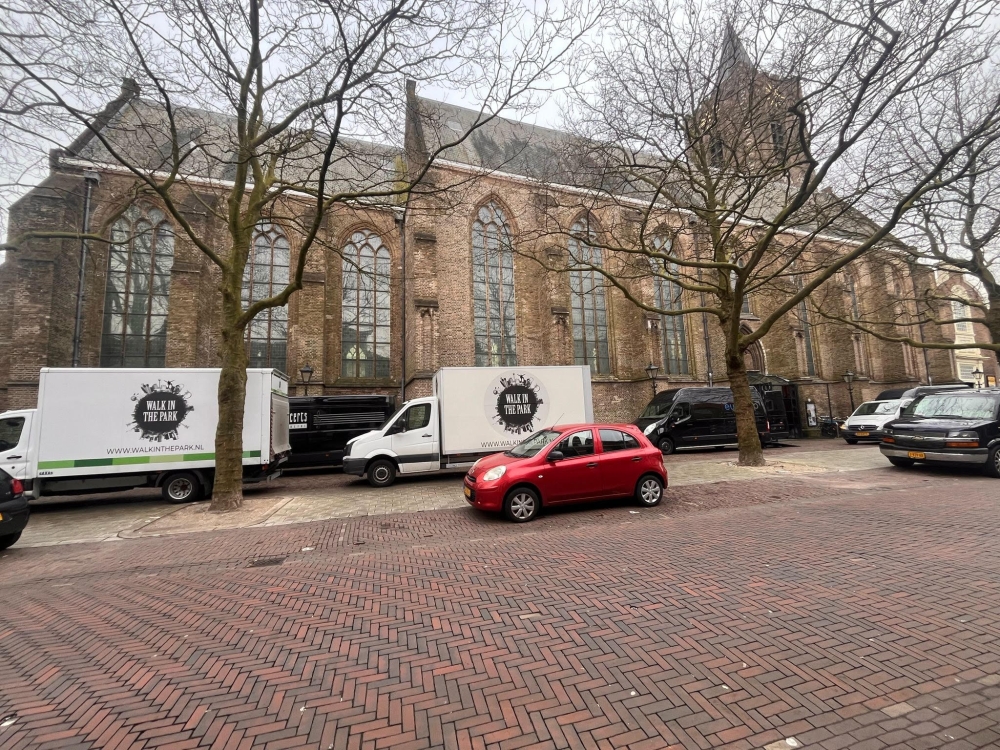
(481, 465, 507, 482)
(947, 430, 978, 439)
(643, 423, 657, 436)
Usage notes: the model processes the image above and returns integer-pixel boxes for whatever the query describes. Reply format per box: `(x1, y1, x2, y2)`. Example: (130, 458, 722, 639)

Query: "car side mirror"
(547, 450, 565, 461)
(387, 421, 405, 435)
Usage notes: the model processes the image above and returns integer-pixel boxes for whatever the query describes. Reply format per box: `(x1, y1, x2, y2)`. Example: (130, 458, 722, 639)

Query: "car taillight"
(11, 478, 24, 497)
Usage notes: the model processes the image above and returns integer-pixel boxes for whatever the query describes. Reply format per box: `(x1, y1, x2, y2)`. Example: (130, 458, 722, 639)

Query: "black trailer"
(287, 395, 395, 469)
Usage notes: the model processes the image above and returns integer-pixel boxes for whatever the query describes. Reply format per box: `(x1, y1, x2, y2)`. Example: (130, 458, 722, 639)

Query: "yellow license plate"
(464, 486, 471, 498)
(856, 432, 869, 437)
(908, 451, 925, 460)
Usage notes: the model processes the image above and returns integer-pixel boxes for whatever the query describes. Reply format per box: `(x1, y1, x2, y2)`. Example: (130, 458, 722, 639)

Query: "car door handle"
(6, 455, 21, 459)
(421, 433, 432, 437)
(631, 456, 641, 462)
(586, 462, 598, 468)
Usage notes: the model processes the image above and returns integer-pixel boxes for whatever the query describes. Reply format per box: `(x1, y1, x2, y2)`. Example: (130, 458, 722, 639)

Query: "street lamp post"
(972, 365, 984, 390)
(843, 370, 856, 413)
(299, 364, 314, 396)
(645, 363, 659, 397)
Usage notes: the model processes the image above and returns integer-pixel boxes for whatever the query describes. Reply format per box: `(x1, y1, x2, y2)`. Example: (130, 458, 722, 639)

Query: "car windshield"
(904, 393, 1000, 420)
(0, 417, 24, 452)
(853, 400, 900, 416)
(506, 430, 562, 458)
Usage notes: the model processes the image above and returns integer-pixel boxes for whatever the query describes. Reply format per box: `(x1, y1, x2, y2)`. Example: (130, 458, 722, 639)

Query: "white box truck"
(0, 368, 291, 503)
(342, 366, 594, 486)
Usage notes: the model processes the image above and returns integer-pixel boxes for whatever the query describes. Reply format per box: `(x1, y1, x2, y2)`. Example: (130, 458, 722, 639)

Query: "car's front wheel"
(658, 436, 675, 455)
(504, 487, 540, 522)
(0, 531, 21, 551)
(985, 446, 1000, 478)
(635, 475, 663, 507)
(887, 457, 914, 468)
(162, 471, 203, 503)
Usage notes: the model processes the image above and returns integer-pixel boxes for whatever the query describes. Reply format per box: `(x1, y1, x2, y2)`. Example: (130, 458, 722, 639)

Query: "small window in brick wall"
(100, 204, 174, 367)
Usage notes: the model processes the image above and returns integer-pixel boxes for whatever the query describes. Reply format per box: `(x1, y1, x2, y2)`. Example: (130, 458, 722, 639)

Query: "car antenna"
(548, 412, 565, 429)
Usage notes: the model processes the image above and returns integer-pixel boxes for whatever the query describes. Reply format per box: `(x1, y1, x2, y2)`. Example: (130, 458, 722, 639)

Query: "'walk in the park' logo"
(485, 372, 549, 435)
(130, 381, 193, 441)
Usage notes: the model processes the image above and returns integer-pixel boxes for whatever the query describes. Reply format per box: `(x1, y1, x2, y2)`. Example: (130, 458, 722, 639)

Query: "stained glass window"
(100, 204, 174, 367)
(342, 230, 391, 378)
(242, 223, 289, 371)
(569, 219, 610, 374)
(651, 242, 688, 375)
(472, 202, 517, 366)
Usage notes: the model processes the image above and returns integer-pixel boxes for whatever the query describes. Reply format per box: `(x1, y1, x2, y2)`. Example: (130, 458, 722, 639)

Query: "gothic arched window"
(100, 204, 174, 367)
(342, 229, 391, 378)
(652, 239, 688, 375)
(569, 219, 610, 374)
(243, 223, 289, 371)
(472, 202, 517, 366)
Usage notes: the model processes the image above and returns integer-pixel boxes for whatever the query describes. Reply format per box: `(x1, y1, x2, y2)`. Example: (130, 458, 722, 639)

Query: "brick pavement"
(1, 468, 999, 749)
(17, 441, 884, 548)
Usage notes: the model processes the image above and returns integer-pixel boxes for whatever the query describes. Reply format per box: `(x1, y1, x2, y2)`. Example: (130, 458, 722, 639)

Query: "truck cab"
(342, 397, 442, 485)
(0, 410, 33, 487)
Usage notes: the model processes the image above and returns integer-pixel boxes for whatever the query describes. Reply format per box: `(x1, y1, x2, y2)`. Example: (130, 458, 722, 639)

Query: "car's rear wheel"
(162, 471, 203, 503)
(504, 487, 540, 523)
(0, 531, 21, 551)
(658, 437, 675, 455)
(635, 475, 663, 507)
(846, 439, 858, 445)
(367, 458, 396, 488)
(887, 457, 914, 468)
(985, 446, 1000, 478)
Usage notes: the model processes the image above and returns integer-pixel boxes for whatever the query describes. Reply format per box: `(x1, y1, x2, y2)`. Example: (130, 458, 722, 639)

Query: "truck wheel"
(658, 437, 675, 455)
(635, 475, 663, 507)
(504, 487, 540, 522)
(0, 531, 21, 551)
(367, 459, 396, 488)
(887, 457, 914, 468)
(162, 471, 203, 503)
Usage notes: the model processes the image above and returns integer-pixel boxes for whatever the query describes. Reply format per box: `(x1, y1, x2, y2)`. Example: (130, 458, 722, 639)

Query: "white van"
(841, 399, 910, 443)
(343, 366, 594, 486)
(0, 368, 290, 502)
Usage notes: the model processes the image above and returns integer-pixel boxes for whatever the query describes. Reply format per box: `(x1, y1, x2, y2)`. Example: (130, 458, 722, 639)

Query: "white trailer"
(342, 366, 593, 486)
(0, 368, 291, 502)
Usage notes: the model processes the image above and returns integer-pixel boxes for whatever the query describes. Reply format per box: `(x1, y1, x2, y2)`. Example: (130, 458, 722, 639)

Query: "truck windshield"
(904, 392, 1000, 420)
(0, 417, 24, 452)
(853, 400, 900, 416)
(506, 430, 562, 458)
(380, 405, 407, 430)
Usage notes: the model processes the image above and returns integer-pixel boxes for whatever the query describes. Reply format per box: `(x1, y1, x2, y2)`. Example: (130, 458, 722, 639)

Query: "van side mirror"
(547, 450, 565, 461)
(387, 421, 405, 435)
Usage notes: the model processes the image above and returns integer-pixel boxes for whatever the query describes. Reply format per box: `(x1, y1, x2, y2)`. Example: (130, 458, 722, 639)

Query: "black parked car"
(637, 387, 770, 454)
(0, 467, 29, 550)
(881, 387, 1000, 475)
(287, 395, 396, 469)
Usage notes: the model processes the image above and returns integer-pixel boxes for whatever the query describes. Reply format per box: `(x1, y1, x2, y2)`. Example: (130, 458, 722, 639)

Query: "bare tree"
(0, 0, 596, 509)
(812, 67, 1000, 367)
(529, 0, 1000, 465)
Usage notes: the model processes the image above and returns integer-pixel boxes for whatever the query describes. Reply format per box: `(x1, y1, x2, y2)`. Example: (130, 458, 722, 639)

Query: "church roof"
(66, 92, 401, 204)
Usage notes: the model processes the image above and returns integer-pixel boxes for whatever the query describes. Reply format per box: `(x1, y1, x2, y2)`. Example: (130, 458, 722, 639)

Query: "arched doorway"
(742, 327, 766, 374)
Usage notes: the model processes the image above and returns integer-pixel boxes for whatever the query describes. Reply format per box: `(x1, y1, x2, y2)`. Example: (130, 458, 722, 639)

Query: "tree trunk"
(987, 293, 1000, 366)
(209, 290, 249, 511)
(725, 344, 765, 467)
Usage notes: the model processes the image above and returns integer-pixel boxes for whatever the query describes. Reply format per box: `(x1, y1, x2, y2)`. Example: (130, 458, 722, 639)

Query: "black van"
(287, 395, 395, 469)
(875, 383, 971, 401)
(636, 387, 769, 454)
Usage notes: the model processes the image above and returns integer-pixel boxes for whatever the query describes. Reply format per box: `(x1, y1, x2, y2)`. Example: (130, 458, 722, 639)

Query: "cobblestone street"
(2, 454, 999, 750)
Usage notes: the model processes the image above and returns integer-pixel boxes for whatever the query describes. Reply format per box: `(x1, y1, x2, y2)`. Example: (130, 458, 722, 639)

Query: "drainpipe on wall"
(396, 207, 407, 405)
(72, 170, 101, 367)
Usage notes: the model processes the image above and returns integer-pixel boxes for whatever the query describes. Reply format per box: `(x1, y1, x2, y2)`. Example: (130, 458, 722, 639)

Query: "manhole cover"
(247, 556, 286, 568)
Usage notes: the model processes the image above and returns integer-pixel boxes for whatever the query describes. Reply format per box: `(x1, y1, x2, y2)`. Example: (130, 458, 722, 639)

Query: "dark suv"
(0, 467, 29, 550)
(881, 388, 1000, 475)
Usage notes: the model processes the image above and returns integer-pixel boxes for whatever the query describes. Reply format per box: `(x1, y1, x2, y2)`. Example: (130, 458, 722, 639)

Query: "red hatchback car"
(463, 424, 667, 522)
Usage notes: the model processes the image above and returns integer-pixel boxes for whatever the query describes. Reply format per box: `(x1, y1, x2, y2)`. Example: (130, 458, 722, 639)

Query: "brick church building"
(2, 60, 995, 428)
